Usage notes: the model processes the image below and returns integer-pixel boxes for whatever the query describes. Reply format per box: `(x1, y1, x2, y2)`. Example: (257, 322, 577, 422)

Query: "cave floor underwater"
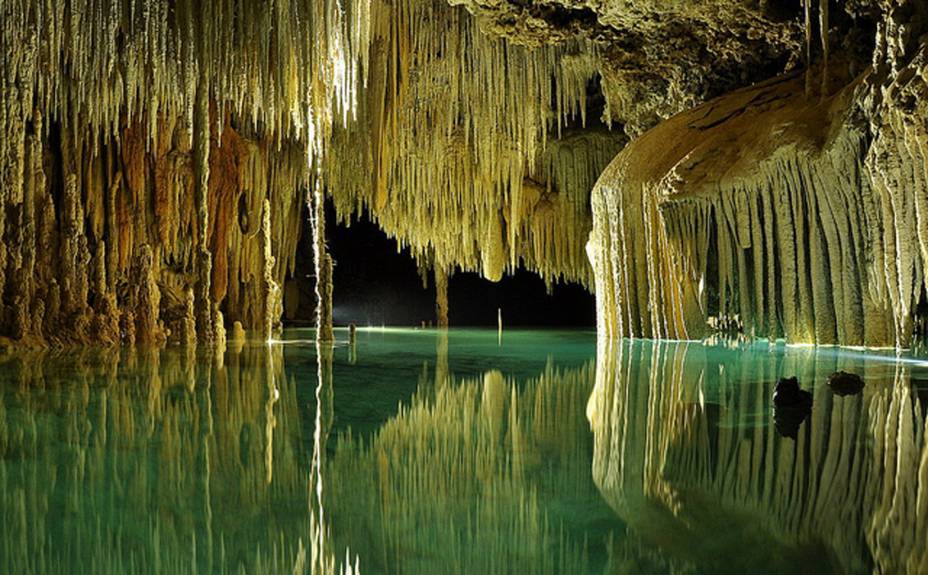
(1, 326, 926, 574)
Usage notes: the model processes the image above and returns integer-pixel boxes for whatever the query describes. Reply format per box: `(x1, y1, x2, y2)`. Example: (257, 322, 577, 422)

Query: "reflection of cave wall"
(0, 343, 310, 573)
(588, 339, 928, 574)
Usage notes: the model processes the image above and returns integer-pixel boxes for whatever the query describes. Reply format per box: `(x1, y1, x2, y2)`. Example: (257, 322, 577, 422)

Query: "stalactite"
(131, 245, 166, 346)
(327, 0, 620, 288)
(0, 0, 365, 347)
(819, 0, 829, 96)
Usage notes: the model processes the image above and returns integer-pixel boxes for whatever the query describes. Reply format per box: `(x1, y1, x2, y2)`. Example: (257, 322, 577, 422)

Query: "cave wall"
(0, 0, 367, 346)
(0, 104, 304, 347)
(1, 0, 629, 347)
(2, 0, 926, 346)
(588, 3, 928, 347)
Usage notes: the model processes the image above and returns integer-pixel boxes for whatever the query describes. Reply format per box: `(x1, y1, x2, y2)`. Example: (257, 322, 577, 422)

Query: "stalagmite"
(498, 308, 503, 345)
(261, 199, 283, 341)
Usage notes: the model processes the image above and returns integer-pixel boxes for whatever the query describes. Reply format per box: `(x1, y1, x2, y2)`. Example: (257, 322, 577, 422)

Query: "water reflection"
(326, 358, 606, 573)
(3, 333, 928, 574)
(0, 344, 317, 574)
(0, 331, 606, 574)
(589, 339, 928, 574)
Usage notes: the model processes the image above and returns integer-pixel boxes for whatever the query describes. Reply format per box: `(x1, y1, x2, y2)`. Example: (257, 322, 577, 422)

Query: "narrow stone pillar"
(261, 199, 282, 340)
(134, 245, 163, 345)
(193, 71, 214, 343)
(435, 266, 449, 329)
(313, 180, 334, 342)
(819, 0, 829, 96)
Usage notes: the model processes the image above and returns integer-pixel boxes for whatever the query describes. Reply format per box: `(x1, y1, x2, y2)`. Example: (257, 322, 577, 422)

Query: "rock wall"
(588, 4, 928, 346)
(0, 0, 366, 346)
(0, 110, 304, 347)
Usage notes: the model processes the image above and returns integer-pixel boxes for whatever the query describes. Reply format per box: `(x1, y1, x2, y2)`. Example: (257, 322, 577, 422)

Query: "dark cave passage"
(284, 202, 595, 328)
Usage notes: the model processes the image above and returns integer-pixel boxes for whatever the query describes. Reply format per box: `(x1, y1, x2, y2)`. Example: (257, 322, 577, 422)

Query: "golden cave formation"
(1, 0, 927, 346)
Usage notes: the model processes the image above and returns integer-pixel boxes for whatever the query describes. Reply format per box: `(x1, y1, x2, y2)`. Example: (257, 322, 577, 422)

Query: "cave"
(2, 1, 928, 573)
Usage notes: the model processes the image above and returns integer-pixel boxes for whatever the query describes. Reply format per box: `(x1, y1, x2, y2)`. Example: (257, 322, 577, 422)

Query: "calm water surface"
(1, 328, 926, 574)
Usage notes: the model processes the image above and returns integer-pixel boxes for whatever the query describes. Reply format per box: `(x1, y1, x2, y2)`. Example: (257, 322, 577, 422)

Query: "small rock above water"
(827, 371, 865, 396)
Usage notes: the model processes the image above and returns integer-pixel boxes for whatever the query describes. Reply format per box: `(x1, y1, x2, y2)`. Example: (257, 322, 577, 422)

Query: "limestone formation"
(588, 3, 928, 346)
(2, 0, 928, 346)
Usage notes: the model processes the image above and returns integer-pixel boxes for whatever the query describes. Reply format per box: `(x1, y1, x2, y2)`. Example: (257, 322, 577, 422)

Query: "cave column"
(193, 69, 215, 344)
(313, 179, 334, 342)
(261, 198, 282, 341)
(435, 266, 449, 329)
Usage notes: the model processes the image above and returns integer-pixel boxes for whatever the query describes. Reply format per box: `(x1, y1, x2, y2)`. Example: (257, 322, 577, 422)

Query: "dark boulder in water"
(827, 371, 865, 396)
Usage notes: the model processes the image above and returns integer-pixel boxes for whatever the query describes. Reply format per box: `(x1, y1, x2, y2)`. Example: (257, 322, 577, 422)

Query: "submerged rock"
(773, 377, 812, 439)
(773, 377, 813, 408)
(827, 371, 865, 396)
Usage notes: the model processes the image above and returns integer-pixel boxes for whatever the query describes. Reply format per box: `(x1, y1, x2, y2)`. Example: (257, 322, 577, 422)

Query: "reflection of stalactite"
(0, 342, 314, 573)
(304, 340, 357, 574)
(589, 338, 928, 574)
(328, 360, 598, 573)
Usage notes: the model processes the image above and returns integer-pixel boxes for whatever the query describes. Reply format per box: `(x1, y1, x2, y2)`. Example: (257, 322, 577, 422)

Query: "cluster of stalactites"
(1, 0, 371, 156)
(327, 0, 621, 289)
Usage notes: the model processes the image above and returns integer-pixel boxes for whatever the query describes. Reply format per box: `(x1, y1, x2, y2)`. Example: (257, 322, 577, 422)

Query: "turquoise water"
(1, 329, 926, 573)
